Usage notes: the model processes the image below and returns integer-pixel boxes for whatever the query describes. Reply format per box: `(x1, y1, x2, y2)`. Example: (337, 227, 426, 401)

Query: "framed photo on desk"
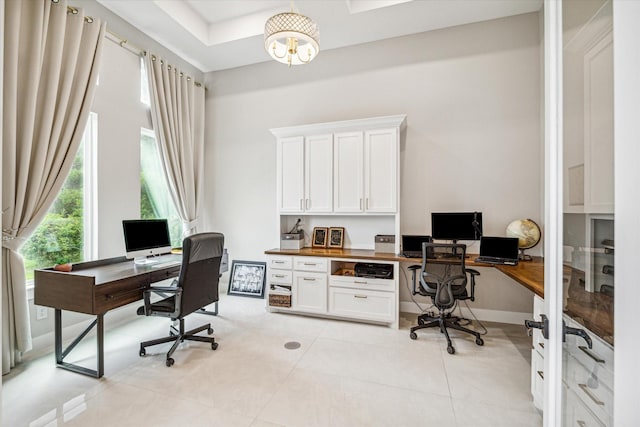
(228, 261, 266, 298)
(328, 227, 344, 248)
(312, 227, 328, 248)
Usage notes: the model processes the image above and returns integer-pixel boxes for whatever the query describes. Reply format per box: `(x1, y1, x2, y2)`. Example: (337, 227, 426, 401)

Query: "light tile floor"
(2, 294, 542, 427)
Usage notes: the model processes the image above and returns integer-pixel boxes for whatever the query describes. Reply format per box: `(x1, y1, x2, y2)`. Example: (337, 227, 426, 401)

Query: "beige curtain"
(2, 0, 104, 374)
(145, 54, 205, 236)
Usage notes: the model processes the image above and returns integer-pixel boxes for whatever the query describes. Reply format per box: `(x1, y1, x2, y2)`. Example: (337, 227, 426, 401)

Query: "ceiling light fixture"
(264, 9, 319, 67)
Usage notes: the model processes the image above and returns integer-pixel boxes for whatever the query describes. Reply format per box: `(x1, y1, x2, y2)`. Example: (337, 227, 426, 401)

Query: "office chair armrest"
(408, 265, 421, 295)
(466, 268, 480, 301)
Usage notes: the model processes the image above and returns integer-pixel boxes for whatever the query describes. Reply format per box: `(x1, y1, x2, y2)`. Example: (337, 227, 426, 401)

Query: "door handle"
(524, 314, 549, 339)
(564, 323, 593, 349)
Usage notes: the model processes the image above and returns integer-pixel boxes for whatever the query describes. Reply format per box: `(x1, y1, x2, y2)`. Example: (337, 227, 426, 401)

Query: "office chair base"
(139, 318, 218, 366)
(410, 312, 484, 354)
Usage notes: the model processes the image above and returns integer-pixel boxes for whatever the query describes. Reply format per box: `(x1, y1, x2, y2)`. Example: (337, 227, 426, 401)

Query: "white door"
(278, 136, 304, 212)
(540, 1, 616, 426)
(305, 134, 333, 212)
(333, 131, 364, 212)
(364, 128, 397, 212)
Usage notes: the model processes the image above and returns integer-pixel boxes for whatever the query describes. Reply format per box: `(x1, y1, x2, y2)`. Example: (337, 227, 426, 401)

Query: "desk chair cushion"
(136, 296, 175, 315)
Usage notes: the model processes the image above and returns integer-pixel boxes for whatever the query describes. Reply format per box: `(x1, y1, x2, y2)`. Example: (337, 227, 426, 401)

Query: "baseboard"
(399, 301, 531, 325)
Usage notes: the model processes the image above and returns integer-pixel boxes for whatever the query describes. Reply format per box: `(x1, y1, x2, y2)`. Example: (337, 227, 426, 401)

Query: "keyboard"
(151, 260, 181, 269)
(474, 256, 518, 266)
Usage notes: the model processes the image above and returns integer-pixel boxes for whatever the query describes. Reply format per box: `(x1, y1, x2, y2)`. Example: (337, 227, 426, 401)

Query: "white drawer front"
(328, 288, 394, 323)
(565, 386, 607, 427)
(564, 317, 613, 390)
(566, 352, 613, 424)
(268, 269, 293, 284)
(294, 256, 328, 272)
(269, 256, 293, 270)
(330, 275, 395, 292)
(531, 349, 544, 411)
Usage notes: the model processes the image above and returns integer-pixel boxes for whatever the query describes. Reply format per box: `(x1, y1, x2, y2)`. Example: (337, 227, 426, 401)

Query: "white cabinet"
(334, 129, 398, 213)
(293, 271, 327, 313)
(277, 134, 333, 213)
(333, 132, 364, 212)
(266, 254, 399, 327)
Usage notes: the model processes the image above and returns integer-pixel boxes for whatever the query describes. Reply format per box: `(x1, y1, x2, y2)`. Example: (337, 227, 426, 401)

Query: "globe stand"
(519, 248, 533, 262)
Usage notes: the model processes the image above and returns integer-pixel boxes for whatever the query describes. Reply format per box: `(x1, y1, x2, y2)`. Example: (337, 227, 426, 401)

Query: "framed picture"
(328, 227, 345, 248)
(228, 260, 266, 298)
(312, 227, 328, 248)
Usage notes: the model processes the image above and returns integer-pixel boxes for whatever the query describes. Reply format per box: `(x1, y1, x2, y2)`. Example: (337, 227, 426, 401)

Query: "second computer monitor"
(431, 212, 483, 241)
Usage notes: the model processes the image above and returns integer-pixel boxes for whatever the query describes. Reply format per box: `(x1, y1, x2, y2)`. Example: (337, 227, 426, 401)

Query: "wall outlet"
(36, 306, 48, 320)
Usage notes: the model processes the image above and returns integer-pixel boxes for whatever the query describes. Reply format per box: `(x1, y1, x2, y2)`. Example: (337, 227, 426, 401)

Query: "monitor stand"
(134, 257, 158, 265)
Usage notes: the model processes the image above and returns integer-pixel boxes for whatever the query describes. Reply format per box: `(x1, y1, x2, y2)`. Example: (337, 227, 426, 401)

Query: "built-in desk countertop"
(264, 247, 544, 298)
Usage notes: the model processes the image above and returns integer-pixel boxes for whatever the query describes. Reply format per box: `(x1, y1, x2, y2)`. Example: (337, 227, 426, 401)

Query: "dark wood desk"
(264, 247, 544, 297)
(34, 255, 181, 378)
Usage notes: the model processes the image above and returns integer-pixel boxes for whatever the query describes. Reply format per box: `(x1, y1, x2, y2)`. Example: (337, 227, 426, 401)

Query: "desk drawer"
(269, 256, 293, 270)
(95, 275, 150, 313)
(149, 266, 181, 283)
(330, 275, 395, 292)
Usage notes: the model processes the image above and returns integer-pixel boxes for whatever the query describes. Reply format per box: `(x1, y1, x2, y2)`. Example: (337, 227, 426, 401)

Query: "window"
(21, 113, 97, 280)
(140, 128, 182, 248)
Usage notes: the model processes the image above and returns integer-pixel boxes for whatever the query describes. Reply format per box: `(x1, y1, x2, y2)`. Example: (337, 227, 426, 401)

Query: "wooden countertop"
(265, 247, 544, 298)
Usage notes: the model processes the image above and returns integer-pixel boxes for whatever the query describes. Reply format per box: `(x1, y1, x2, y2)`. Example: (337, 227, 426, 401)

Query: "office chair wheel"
(139, 348, 146, 357)
(447, 345, 455, 355)
(410, 331, 418, 340)
(166, 357, 175, 367)
(475, 337, 484, 346)
(211, 342, 218, 350)
(208, 327, 213, 335)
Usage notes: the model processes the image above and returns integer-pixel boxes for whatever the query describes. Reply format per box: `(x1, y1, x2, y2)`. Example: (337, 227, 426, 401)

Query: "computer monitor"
(431, 212, 483, 242)
(122, 219, 172, 264)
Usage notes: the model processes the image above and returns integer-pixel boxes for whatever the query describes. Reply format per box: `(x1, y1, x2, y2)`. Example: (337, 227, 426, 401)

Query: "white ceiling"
(96, 0, 543, 73)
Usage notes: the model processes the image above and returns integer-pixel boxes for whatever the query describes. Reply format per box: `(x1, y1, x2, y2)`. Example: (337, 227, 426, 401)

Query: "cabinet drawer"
(328, 287, 394, 323)
(269, 256, 293, 270)
(294, 256, 328, 272)
(531, 349, 544, 411)
(564, 317, 613, 390)
(565, 385, 608, 427)
(566, 353, 613, 423)
(330, 275, 395, 292)
(268, 269, 293, 285)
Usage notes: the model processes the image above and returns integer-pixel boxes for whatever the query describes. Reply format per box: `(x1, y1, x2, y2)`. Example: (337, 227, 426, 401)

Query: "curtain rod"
(65, 3, 204, 89)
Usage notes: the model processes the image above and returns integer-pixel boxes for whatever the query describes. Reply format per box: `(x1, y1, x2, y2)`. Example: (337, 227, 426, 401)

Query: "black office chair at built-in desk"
(137, 232, 224, 367)
(409, 242, 484, 354)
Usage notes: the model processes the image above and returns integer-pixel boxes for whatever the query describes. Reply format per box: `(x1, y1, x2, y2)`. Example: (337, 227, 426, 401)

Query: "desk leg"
(54, 309, 62, 364)
(97, 314, 104, 378)
(54, 310, 103, 378)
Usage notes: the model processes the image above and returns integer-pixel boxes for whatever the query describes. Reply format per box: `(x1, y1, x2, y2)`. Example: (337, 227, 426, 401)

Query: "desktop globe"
(506, 219, 541, 261)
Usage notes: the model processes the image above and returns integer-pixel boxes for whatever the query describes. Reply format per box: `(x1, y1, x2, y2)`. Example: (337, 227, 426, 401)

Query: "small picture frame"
(328, 227, 345, 248)
(312, 227, 328, 248)
(228, 260, 266, 298)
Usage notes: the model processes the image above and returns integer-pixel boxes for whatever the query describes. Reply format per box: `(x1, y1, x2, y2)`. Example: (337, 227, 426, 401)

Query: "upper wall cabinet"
(277, 134, 333, 213)
(563, 4, 613, 214)
(334, 129, 398, 213)
(272, 115, 406, 216)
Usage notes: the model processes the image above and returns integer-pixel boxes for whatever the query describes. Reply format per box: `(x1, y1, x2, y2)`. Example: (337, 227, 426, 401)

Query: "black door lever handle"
(564, 323, 593, 349)
(524, 314, 549, 339)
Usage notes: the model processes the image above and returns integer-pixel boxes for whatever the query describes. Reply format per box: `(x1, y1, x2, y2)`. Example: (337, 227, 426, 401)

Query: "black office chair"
(137, 232, 224, 367)
(409, 242, 484, 354)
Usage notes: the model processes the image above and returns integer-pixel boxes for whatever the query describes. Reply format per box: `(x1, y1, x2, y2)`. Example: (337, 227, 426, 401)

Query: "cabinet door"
(293, 271, 327, 313)
(305, 134, 333, 212)
(333, 132, 364, 212)
(584, 32, 613, 213)
(278, 137, 304, 212)
(364, 128, 397, 212)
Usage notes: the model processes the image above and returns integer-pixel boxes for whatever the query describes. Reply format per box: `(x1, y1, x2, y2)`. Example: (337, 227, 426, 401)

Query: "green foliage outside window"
(21, 146, 84, 279)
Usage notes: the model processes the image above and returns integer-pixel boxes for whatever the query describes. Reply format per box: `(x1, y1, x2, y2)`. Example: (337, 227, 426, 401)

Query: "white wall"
(203, 12, 542, 314)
